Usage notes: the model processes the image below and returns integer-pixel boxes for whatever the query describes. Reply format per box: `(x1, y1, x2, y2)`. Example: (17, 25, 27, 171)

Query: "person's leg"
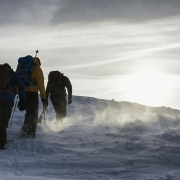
(22, 92, 38, 137)
(0, 100, 13, 148)
(50, 95, 67, 125)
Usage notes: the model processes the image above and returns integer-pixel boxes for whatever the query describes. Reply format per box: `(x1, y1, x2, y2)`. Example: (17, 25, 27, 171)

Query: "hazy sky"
(1, 0, 180, 109)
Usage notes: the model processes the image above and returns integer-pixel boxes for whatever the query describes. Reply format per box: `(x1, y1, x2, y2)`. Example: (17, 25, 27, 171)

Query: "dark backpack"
(0, 64, 9, 94)
(48, 71, 64, 94)
(16, 55, 35, 87)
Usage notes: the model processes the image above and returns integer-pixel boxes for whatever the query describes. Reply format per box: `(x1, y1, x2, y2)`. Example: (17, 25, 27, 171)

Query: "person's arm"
(45, 81, 50, 107)
(36, 67, 46, 99)
(46, 81, 50, 98)
(64, 76, 72, 104)
(12, 70, 26, 111)
(12, 71, 25, 99)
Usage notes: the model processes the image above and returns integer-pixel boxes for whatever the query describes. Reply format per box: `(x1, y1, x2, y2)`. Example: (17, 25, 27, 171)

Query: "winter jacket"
(25, 57, 46, 99)
(46, 75, 72, 99)
(0, 69, 25, 104)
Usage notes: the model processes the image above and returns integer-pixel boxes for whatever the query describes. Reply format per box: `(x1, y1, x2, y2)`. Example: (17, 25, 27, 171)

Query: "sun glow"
(122, 69, 174, 107)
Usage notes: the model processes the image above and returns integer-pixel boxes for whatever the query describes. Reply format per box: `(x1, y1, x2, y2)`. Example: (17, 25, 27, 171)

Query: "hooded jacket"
(25, 57, 46, 99)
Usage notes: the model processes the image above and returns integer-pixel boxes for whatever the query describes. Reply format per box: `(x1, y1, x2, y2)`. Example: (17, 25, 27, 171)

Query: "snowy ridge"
(1, 95, 180, 179)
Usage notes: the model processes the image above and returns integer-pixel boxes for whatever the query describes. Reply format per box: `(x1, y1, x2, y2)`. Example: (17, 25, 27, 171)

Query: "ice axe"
(35, 50, 39, 57)
(38, 108, 47, 124)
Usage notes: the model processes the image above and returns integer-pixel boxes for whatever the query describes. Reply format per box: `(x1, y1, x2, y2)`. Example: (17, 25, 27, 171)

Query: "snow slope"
(1, 96, 180, 180)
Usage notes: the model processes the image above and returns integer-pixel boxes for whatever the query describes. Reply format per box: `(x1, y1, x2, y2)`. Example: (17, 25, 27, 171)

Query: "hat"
(34, 57, 41, 66)
(3, 63, 11, 69)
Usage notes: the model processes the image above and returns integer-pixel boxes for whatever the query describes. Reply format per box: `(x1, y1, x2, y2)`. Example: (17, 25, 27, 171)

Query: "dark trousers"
(0, 100, 13, 148)
(23, 92, 38, 136)
(50, 94, 67, 124)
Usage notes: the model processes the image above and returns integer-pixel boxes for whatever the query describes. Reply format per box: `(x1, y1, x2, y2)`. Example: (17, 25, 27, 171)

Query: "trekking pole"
(43, 110, 46, 125)
(35, 50, 39, 57)
(38, 108, 47, 124)
(9, 95, 19, 128)
(38, 110, 44, 123)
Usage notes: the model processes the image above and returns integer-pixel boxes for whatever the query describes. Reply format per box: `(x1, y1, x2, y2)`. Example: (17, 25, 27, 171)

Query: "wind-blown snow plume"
(1, 95, 180, 179)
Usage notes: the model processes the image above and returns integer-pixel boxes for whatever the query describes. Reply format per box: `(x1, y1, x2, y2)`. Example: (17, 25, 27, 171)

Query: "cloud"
(1, 0, 180, 26)
(50, 0, 180, 24)
(0, 0, 57, 26)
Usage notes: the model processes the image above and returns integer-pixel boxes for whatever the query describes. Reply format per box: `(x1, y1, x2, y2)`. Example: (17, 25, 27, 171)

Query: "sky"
(1, 0, 180, 109)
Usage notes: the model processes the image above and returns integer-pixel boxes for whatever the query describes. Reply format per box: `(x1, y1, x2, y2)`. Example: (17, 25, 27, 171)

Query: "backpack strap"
(4, 86, 17, 96)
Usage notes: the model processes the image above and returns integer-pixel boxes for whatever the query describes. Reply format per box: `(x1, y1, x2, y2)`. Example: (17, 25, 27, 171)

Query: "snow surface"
(1, 95, 180, 180)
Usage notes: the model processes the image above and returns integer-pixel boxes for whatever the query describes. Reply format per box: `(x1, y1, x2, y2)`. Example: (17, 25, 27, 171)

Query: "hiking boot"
(25, 125, 36, 138)
(26, 134, 35, 138)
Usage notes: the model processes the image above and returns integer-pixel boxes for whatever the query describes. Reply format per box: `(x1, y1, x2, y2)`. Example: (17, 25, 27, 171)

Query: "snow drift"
(1, 95, 180, 180)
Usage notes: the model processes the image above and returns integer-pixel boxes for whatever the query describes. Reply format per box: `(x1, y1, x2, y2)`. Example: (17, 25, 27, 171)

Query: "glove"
(41, 98, 48, 110)
(17, 98, 27, 111)
(68, 98, 72, 105)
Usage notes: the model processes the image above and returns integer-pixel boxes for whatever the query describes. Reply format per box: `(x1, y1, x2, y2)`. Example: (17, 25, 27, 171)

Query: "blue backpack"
(16, 55, 35, 87)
